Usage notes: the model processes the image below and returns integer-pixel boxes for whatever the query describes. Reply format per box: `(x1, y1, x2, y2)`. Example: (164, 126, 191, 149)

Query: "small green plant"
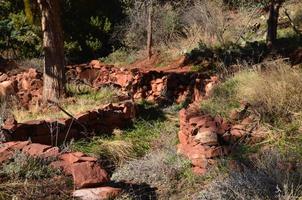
(1, 152, 60, 180)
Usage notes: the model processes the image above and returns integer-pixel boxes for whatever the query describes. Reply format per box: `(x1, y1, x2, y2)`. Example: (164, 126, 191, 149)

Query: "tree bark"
(266, 0, 282, 48)
(147, 2, 153, 60)
(37, 0, 65, 103)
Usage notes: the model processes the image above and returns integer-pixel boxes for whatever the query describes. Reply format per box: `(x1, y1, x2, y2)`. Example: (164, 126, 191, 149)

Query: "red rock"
(232, 124, 246, 130)
(9, 141, 30, 151)
(115, 73, 132, 87)
(0, 80, 15, 98)
(71, 162, 109, 189)
(50, 160, 72, 174)
(0, 141, 30, 163)
(191, 158, 208, 168)
(90, 60, 102, 69)
(73, 186, 122, 200)
(189, 116, 208, 127)
(192, 166, 207, 175)
(204, 146, 224, 158)
(21, 79, 30, 90)
(178, 131, 188, 145)
(22, 143, 52, 156)
(230, 128, 245, 138)
(79, 156, 98, 162)
(2, 117, 17, 130)
(194, 129, 218, 145)
(27, 68, 38, 78)
(59, 152, 81, 164)
(42, 147, 60, 157)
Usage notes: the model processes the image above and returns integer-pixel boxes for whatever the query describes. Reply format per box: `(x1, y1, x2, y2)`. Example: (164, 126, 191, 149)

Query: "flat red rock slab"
(71, 162, 109, 189)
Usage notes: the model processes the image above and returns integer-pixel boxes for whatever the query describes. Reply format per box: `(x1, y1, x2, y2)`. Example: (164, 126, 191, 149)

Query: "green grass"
(71, 119, 178, 164)
(200, 77, 240, 119)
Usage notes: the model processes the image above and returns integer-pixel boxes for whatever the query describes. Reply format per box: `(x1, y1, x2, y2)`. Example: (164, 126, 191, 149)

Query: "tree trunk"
(37, 0, 65, 103)
(266, 0, 282, 48)
(147, 2, 153, 60)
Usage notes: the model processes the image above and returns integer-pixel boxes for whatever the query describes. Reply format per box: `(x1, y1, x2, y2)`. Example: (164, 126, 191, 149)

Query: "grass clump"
(70, 137, 134, 167)
(236, 64, 302, 124)
(201, 62, 302, 157)
(1, 152, 60, 180)
(200, 77, 240, 118)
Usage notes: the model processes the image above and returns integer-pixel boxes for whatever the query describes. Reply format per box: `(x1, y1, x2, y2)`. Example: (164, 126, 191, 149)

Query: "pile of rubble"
(67, 60, 212, 104)
(1, 102, 136, 145)
(0, 68, 43, 108)
(177, 103, 266, 175)
(0, 141, 122, 199)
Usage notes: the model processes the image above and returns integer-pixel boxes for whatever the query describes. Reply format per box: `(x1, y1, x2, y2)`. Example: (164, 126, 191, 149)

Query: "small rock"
(73, 187, 122, 200)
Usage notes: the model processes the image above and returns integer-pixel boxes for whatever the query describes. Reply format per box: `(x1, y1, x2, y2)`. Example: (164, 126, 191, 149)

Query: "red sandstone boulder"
(71, 162, 109, 189)
(0, 141, 30, 163)
(22, 143, 52, 156)
(0, 80, 15, 98)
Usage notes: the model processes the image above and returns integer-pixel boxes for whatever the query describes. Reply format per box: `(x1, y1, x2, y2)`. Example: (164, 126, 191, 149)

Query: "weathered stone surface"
(4, 101, 136, 145)
(22, 143, 52, 156)
(71, 162, 109, 189)
(73, 187, 122, 200)
(0, 80, 15, 98)
(194, 129, 218, 145)
(0, 141, 30, 163)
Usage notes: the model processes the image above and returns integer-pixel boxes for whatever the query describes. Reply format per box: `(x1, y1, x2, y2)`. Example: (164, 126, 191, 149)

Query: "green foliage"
(0, 1, 41, 59)
(62, 0, 124, 62)
(1, 153, 60, 180)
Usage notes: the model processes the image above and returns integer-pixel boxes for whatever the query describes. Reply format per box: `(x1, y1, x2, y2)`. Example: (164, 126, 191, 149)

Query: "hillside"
(1, 0, 302, 199)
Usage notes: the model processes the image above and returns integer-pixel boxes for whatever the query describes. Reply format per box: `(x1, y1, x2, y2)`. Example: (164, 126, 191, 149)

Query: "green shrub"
(1, 153, 60, 180)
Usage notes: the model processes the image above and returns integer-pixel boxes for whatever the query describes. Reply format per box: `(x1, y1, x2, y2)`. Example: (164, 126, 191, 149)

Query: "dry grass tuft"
(236, 62, 302, 122)
(70, 137, 134, 167)
(12, 86, 120, 122)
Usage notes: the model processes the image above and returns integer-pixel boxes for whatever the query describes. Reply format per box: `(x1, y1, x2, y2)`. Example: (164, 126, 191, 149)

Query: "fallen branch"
(47, 100, 89, 137)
